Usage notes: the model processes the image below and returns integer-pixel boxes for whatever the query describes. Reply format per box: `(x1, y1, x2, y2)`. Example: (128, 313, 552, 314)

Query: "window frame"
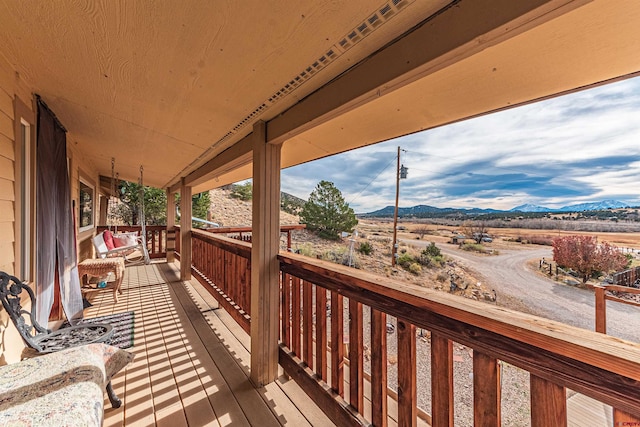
(78, 174, 96, 233)
(13, 96, 36, 282)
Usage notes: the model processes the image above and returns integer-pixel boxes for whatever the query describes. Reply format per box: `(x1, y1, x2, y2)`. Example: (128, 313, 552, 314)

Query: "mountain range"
(362, 199, 631, 217)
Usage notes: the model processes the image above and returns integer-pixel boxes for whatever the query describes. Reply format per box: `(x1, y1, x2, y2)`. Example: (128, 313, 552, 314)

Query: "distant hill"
(558, 200, 628, 212)
(510, 204, 551, 212)
(363, 199, 630, 218)
(362, 204, 502, 218)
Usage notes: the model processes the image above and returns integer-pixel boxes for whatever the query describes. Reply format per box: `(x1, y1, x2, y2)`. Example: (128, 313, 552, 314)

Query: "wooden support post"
(530, 374, 566, 427)
(397, 319, 417, 427)
(179, 179, 192, 281)
(166, 189, 175, 263)
(595, 285, 606, 334)
(99, 195, 108, 226)
(250, 121, 282, 386)
(431, 333, 453, 427)
(473, 351, 501, 427)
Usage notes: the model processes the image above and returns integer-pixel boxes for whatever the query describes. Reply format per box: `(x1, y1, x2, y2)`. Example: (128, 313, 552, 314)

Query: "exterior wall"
(0, 55, 35, 364)
(67, 143, 101, 262)
(0, 56, 101, 363)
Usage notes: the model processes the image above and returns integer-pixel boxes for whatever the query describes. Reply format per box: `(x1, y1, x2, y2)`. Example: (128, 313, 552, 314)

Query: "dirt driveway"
(402, 239, 640, 343)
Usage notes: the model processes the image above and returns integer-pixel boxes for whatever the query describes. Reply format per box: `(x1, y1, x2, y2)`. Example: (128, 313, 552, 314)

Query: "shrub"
(357, 242, 373, 255)
(422, 242, 442, 258)
(295, 243, 314, 257)
(409, 263, 422, 275)
(396, 253, 415, 269)
(322, 247, 360, 268)
(230, 182, 253, 201)
(461, 243, 488, 253)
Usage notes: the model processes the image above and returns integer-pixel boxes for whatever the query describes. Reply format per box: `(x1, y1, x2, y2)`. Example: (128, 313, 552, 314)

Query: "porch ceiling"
(1, 0, 639, 193)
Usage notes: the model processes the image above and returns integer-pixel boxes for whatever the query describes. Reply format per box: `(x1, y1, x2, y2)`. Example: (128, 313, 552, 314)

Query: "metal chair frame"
(0, 271, 123, 408)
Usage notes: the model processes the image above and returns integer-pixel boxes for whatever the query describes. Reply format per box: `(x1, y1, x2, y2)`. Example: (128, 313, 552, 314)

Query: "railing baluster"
(292, 276, 301, 357)
(530, 374, 566, 427)
(316, 286, 327, 381)
(473, 351, 501, 427)
(371, 309, 388, 427)
(397, 319, 416, 427)
(431, 332, 453, 427)
(282, 272, 290, 346)
(330, 291, 344, 396)
(303, 280, 313, 366)
(348, 299, 363, 412)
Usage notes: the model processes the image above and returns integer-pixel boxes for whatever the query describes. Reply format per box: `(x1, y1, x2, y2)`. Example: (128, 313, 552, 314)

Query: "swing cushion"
(113, 232, 138, 248)
(103, 230, 115, 250)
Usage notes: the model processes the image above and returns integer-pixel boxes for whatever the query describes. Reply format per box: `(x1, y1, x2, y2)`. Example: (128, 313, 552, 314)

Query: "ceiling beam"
(265, 0, 590, 145)
(169, 133, 253, 192)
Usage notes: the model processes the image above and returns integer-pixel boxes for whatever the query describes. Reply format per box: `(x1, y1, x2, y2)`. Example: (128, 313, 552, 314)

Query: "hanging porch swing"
(92, 160, 150, 265)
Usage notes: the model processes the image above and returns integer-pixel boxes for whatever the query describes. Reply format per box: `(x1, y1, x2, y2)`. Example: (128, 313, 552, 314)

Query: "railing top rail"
(191, 228, 252, 258)
(97, 225, 167, 230)
(278, 251, 640, 414)
(204, 224, 306, 234)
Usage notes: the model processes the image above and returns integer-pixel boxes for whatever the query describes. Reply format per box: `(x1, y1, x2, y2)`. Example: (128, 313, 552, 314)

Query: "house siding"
(0, 55, 33, 364)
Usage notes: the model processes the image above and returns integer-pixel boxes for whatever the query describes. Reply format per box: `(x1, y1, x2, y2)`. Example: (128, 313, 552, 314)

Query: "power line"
(347, 154, 397, 206)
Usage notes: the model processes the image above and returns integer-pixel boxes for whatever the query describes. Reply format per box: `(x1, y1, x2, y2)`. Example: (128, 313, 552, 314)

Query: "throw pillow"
(103, 230, 115, 250)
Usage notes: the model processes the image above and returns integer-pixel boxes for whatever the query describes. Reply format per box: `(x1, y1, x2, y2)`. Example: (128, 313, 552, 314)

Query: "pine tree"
(300, 180, 358, 240)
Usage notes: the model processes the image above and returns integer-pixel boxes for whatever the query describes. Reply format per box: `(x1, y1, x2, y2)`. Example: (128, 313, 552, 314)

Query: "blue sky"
(279, 76, 640, 213)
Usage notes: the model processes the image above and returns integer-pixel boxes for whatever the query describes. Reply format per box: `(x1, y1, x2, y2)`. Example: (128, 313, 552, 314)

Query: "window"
(14, 97, 35, 281)
(79, 178, 95, 232)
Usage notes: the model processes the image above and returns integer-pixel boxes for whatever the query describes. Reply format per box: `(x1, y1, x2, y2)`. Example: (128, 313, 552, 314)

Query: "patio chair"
(0, 271, 123, 408)
(93, 229, 150, 264)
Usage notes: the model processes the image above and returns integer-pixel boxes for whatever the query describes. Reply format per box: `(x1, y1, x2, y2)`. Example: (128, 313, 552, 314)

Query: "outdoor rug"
(62, 311, 135, 349)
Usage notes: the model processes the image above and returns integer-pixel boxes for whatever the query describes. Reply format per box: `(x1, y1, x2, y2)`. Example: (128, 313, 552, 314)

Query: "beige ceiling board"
(195, 0, 640, 192)
(0, 0, 449, 190)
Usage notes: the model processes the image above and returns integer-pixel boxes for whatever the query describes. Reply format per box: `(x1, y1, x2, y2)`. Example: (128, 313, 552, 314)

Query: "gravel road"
(402, 239, 640, 343)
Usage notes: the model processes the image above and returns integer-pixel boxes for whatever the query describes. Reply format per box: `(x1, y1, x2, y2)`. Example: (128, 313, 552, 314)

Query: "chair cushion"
(103, 230, 115, 250)
(113, 232, 138, 248)
(0, 343, 134, 426)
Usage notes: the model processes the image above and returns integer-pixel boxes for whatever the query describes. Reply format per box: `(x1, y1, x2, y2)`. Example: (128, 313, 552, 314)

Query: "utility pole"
(391, 147, 407, 266)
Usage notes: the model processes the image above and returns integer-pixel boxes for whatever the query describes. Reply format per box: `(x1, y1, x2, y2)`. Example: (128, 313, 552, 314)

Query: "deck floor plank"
(85, 260, 320, 426)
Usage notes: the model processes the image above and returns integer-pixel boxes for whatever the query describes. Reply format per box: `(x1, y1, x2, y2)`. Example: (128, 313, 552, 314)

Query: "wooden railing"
(613, 266, 640, 286)
(185, 230, 640, 426)
(205, 224, 306, 250)
(97, 225, 167, 258)
(190, 229, 251, 333)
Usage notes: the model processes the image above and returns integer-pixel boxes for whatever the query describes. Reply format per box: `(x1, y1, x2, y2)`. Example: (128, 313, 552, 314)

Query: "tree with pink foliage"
(553, 235, 628, 284)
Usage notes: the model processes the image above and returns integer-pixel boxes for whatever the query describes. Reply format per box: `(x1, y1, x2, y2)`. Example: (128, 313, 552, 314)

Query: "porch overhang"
(1, 0, 638, 193)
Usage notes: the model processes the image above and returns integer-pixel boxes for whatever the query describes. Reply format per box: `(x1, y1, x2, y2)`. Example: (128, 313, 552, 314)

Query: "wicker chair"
(0, 271, 123, 408)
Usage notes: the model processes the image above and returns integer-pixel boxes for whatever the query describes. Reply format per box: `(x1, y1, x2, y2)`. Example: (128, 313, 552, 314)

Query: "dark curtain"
(36, 98, 83, 325)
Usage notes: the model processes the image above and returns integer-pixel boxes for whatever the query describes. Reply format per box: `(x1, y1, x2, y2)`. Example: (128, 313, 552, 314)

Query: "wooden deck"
(84, 261, 333, 426)
(84, 260, 627, 426)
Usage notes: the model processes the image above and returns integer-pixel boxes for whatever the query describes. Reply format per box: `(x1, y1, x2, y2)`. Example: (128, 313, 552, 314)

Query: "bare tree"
(414, 226, 430, 239)
(460, 220, 489, 244)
